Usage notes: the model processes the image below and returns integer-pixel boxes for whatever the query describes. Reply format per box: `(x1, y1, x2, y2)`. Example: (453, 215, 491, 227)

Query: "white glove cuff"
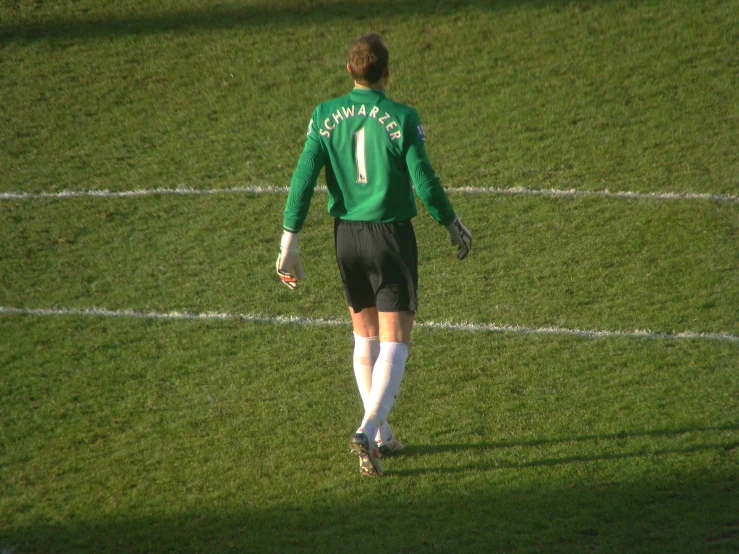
(445, 216, 461, 234)
(281, 230, 299, 250)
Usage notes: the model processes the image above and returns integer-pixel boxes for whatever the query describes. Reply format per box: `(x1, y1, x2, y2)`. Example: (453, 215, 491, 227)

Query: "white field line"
(1, 185, 738, 203)
(2, 306, 737, 343)
(449, 186, 739, 203)
(0, 186, 291, 199)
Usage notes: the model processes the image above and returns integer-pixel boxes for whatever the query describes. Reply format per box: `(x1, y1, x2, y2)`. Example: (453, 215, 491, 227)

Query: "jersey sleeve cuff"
(439, 213, 457, 227)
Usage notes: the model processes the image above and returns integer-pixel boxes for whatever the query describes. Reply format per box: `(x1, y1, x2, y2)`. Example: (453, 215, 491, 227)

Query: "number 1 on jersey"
(354, 127, 368, 184)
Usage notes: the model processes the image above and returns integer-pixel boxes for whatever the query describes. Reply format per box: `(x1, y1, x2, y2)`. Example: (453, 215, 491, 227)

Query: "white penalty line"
(2, 306, 737, 343)
(1, 186, 737, 203)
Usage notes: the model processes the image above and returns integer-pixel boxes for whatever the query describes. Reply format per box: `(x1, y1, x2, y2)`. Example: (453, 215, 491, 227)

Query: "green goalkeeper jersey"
(283, 87, 456, 232)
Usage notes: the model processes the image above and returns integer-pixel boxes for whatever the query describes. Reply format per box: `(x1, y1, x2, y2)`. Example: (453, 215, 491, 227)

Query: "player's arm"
(404, 111, 472, 260)
(277, 114, 326, 289)
(283, 114, 326, 233)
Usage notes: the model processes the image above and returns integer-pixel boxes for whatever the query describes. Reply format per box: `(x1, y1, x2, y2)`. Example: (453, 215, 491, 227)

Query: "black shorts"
(334, 218, 419, 313)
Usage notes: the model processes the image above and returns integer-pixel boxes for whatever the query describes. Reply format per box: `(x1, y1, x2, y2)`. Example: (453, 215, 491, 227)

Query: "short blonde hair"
(347, 33, 389, 86)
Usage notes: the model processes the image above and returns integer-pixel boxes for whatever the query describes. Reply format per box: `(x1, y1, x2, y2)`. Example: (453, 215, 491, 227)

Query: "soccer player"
(276, 33, 471, 476)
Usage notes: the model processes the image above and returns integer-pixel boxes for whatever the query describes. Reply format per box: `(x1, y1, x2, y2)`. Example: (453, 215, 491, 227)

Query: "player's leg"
(372, 310, 412, 455)
(349, 306, 379, 411)
(336, 220, 384, 475)
(350, 308, 403, 455)
(350, 306, 380, 337)
(337, 221, 380, 409)
(378, 310, 414, 344)
(357, 310, 413, 443)
(355, 220, 418, 457)
(349, 317, 385, 475)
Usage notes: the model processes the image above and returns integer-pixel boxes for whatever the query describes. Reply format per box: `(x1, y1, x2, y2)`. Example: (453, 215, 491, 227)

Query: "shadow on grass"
(1, 474, 736, 553)
(394, 442, 737, 476)
(0, 0, 613, 43)
(1, 423, 736, 552)
(404, 423, 739, 457)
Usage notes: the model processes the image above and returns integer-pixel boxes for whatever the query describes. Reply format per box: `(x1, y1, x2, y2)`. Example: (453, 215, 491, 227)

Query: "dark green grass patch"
(1, 315, 737, 553)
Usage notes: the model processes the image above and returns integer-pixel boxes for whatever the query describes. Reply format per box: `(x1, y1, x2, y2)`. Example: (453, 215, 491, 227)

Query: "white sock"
(377, 422, 394, 445)
(353, 334, 394, 444)
(359, 342, 409, 440)
(352, 333, 380, 408)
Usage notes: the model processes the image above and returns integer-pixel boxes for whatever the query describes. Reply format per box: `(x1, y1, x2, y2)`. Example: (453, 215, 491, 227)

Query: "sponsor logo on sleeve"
(417, 124, 426, 142)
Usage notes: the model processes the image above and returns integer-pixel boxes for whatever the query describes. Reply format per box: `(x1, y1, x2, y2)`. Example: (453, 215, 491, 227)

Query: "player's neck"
(353, 79, 386, 92)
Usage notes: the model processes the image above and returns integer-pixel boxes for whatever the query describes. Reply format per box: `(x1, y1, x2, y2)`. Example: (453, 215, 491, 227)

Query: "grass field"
(1, 0, 738, 552)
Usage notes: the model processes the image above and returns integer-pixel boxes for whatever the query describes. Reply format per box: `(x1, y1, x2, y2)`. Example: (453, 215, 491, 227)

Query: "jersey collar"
(352, 86, 386, 98)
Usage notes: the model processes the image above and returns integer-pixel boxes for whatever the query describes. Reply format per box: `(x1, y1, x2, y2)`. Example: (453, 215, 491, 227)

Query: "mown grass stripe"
(1, 186, 737, 203)
(2, 306, 737, 343)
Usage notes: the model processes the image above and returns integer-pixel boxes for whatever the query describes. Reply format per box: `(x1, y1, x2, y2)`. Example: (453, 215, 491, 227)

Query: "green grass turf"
(1, 193, 737, 335)
(1, 0, 738, 552)
(1, 0, 737, 194)
(1, 315, 737, 553)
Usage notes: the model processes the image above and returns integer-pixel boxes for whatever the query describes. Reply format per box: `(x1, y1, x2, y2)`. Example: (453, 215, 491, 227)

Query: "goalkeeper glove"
(446, 215, 472, 260)
(276, 230, 305, 290)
